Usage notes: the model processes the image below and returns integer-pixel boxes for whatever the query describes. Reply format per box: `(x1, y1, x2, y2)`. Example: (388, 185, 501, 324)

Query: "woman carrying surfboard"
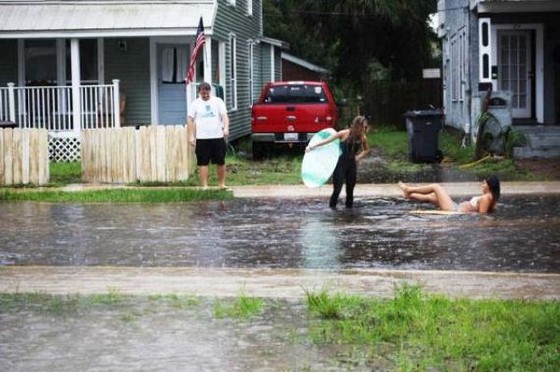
(398, 175, 501, 213)
(306, 115, 370, 208)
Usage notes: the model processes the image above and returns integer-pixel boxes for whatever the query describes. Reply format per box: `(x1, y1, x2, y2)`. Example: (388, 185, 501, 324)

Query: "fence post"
(113, 79, 121, 128)
(7, 82, 16, 123)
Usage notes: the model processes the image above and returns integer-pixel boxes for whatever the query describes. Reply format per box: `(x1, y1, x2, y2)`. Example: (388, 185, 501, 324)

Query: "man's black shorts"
(195, 138, 226, 166)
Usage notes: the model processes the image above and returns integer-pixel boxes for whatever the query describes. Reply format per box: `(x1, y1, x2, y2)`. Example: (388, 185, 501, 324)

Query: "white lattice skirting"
(49, 137, 81, 162)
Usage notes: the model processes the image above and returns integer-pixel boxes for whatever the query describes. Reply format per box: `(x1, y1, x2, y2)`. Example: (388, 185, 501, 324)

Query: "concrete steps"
(513, 125, 560, 159)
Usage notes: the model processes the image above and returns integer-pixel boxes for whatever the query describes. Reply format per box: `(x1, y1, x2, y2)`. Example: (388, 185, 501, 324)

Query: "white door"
(498, 30, 532, 118)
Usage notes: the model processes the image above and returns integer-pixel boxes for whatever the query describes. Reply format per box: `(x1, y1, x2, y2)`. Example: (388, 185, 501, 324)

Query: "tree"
(263, 0, 437, 89)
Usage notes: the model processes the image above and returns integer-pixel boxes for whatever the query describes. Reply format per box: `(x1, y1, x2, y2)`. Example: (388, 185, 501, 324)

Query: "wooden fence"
(362, 79, 442, 128)
(0, 128, 49, 186)
(81, 126, 195, 183)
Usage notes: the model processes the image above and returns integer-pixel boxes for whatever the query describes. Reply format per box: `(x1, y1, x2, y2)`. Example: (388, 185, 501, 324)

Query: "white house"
(438, 0, 560, 138)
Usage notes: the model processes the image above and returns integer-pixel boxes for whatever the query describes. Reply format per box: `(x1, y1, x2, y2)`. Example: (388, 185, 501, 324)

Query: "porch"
(0, 80, 121, 161)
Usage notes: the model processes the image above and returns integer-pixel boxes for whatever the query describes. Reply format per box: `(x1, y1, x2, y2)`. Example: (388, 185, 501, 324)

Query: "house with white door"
(437, 0, 560, 149)
(0, 0, 287, 161)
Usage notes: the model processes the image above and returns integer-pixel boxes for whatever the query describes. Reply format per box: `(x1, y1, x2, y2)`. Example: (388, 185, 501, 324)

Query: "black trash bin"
(0, 120, 18, 129)
(403, 109, 443, 163)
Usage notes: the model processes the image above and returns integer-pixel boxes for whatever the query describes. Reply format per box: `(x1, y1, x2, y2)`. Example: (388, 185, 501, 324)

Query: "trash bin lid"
(403, 109, 443, 117)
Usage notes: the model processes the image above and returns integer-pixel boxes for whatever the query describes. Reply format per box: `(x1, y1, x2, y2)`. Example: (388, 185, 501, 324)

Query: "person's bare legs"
(199, 166, 209, 189)
(217, 164, 226, 189)
(398, 182, 455, 211)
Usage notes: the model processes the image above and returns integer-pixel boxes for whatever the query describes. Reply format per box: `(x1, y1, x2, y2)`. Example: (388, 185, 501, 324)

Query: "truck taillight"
(315, 116, 332, 123)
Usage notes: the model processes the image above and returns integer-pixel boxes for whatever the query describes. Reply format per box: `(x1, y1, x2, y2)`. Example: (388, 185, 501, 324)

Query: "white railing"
(0, 80, 121, 133)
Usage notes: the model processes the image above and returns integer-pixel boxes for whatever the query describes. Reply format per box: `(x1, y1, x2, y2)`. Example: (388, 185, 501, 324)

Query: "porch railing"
(0, 79, 121, 134)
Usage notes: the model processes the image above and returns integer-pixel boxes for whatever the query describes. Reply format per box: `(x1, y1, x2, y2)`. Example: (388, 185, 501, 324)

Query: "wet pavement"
(1, 181, 560, 299)
(2, 266, 559, 300)
(1, 182, 560, 371)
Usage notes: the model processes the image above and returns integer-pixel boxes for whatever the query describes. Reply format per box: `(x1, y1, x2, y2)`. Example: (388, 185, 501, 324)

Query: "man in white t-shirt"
(187, 82, 230, 189)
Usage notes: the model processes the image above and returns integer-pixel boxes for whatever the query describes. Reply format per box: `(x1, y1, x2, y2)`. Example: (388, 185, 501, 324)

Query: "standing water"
(1, 195, 558, 272)
(1, 194, 559, 372)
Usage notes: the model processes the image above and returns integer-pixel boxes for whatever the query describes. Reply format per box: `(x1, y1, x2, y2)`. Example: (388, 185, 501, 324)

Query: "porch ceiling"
(0, 1, 216, 38)
(475, 0, 560, 13)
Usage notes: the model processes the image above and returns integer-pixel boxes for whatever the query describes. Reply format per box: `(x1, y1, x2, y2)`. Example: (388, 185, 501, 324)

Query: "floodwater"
(1, 195, 559, 273)
(1, 195, 559, 371)
(2, 297, 356, 372)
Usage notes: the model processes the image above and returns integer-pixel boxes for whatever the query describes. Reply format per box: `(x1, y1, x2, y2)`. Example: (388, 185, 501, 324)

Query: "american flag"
(185, 16, 205, 84)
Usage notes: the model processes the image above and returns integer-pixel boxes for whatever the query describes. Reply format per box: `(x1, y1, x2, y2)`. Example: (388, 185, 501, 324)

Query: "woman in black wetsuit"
(306, 115, 370, 208)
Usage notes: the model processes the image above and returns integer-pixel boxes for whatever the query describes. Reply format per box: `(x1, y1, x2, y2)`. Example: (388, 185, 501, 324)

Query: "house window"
(23, 39, 102, 87)
(246, 0, 253, 16)
(248, 40, 254, 103)
(450, 30, 466, 102)
(25, 40, 57, 85)
(65, 39, 99, 85)
(229, 33, 237, 110)
(160, 46, 187, 84)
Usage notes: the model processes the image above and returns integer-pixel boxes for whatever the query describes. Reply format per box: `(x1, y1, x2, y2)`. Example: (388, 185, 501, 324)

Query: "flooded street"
(2, 296, 346, 372)
(1, 195, 559, 272)
(1, 192, 559, 371)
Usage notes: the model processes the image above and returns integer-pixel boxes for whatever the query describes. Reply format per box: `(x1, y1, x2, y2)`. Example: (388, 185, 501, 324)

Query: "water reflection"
(0, 195, 559, 272)
(301, 217, 341, 269)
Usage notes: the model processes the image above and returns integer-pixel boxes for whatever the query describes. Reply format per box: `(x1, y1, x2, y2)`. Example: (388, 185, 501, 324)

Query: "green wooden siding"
(104, 38, 152, 126)
(213, 0, 263, 140)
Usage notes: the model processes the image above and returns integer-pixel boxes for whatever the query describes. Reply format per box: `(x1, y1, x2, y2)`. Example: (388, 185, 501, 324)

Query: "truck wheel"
(252, 142, 266, 160)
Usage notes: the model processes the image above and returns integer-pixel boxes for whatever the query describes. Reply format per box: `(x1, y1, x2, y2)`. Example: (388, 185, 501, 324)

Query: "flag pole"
(186, 16, 205, 121)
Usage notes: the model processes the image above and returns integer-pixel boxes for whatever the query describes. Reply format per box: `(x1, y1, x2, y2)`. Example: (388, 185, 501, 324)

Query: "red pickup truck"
(251, 81, 343, 158)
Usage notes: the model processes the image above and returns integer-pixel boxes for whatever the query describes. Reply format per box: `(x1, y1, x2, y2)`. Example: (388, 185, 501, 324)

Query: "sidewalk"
(55, 181, 560, 198)
(2, 266, 559, 300)
(229, 181, 560, 198)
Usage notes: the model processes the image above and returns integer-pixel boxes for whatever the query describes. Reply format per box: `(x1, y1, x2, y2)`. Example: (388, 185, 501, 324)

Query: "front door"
(157, 44, 188, 125)
(497, 30, 532, 118)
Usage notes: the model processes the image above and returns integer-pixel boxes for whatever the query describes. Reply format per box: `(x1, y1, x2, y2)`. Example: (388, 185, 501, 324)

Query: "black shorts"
(195, 138, 226, 166)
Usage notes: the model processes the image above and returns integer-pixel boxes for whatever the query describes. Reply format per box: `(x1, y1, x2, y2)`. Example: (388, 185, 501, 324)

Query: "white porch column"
(7, 82, 16, 123)
(204, 36, 212, 85)
(112, 79, 121, 128)
(70, 39, 81, 136)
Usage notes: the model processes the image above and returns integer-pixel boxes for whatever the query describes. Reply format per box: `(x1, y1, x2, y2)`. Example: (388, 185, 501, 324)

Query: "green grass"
(0, 187, 233, 203)
(2, 288, 557, 370)
(225, 154, 302, 185)
(213, 291, 264, 319)
(369, 126, 543, 181)
(49, 161, 82, 185)
(305, 285, 560, 371)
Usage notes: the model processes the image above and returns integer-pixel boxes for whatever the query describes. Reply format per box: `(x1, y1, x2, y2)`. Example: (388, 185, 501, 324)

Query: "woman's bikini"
(455, 195, 482, 213)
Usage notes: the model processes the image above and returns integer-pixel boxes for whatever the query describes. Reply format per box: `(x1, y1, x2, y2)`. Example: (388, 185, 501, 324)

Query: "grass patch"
(49, 161, 82, 186)
(305, 285, 560, 371)
(0, 187, 233, 203)
(224, 154, 303, 185)
(2, 289, 557, 370)
(370, 126, 545, 181)
(213, 291, 264, 319)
